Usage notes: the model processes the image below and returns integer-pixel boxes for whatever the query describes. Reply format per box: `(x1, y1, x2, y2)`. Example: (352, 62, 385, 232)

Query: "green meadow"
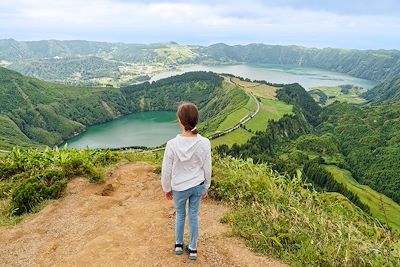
(325, 165, 400, 232)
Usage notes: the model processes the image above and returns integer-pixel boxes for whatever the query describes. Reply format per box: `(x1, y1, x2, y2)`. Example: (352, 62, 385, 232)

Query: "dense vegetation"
(211, 156, 399, 266)
(8, 56, 125, 85)
(0, 147, 119, 221)
(217, 82, 400, 230)
(363, 76, 400, 103)
(303, 159, 370, 213)
(0, 68, 223, 149)
(319, 101, 400, 204)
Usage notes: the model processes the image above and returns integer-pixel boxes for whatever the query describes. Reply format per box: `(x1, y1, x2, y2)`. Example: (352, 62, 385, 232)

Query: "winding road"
(207, 91, 260, 140)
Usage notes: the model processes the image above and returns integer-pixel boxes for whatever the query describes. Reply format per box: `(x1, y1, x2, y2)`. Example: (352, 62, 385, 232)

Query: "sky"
(0, 0, 399, 49)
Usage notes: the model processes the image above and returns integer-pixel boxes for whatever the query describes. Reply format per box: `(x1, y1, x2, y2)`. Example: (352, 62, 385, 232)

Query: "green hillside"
(0, 39, 198, 86)
(216, 82, 400, 232)
(207, 77, 293, 147)
(0, 67, 226, 149)
(363, 76, 400, 103)
(324, 165, 400, 231)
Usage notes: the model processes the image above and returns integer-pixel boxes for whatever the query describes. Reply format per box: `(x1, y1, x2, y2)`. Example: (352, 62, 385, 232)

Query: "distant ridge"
(1, 39, 400, 81)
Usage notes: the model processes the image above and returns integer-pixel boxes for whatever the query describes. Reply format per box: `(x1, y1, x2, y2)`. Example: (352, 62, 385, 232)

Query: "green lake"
(64, 111, 179, 149)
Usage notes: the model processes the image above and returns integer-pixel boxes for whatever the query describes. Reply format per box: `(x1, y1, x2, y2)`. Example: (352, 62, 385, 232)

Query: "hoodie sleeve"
(161, 142, 174, 192)
(203, 140, 212, 189)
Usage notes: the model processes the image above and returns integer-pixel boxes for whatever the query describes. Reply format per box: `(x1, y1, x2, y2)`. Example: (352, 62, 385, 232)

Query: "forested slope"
(0, 68, 223, 148)
(217, 82, 400, 228)
(197, 43, 400, 81)
(363, 76, 400, 103)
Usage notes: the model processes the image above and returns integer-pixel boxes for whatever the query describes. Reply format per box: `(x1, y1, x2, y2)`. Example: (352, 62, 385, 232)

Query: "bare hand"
(202, 189, 208, 200)
(165, 191, 173, 201)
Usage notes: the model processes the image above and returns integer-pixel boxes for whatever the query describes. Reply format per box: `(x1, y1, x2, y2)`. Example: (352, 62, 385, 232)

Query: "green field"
(211, 98, 292, 147)
(247, 83, 277, 99)
(216, 94, 256, 131)
(211, 127, 254, 148)
(246, 98, 293, 132)
(309, 86, 367, 106)
(324, 165, 400, 232)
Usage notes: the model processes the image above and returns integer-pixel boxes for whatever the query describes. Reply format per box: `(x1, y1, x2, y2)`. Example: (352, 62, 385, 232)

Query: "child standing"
(161, 103, 212, 261)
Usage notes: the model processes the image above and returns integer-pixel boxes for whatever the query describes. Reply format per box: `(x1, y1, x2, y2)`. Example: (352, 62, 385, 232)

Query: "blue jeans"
(173, 183, 205, 250)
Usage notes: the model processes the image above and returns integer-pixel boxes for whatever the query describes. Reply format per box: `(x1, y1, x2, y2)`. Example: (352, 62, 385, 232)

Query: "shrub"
(0, 147, 120, 217)
(10, 176, 67, 215)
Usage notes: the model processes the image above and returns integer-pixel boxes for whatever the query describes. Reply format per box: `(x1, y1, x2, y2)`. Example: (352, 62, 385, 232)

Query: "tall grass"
(211, 156, 400, 266)
(0, 147, 120, 220)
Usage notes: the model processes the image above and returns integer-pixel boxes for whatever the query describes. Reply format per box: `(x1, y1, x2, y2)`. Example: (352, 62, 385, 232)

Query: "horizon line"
(1, 38, 399, 52)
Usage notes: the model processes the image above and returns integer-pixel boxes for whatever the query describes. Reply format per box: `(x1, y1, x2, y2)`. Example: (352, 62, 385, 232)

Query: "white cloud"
(0, 0, 399, 49)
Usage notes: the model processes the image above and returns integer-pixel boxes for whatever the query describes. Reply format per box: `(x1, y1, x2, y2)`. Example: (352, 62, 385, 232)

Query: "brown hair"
(177, 103, 199, 134)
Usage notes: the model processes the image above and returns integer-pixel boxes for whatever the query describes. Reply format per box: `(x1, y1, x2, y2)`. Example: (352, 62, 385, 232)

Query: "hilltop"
(0, 149, 398, 266)
(0, 161, 285, 267)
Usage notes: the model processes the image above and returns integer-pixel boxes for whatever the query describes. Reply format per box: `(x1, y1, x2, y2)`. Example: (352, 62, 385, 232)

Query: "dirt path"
(0, 163, 287, 267)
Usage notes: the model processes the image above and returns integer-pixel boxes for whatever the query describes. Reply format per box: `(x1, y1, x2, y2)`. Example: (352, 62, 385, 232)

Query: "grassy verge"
(211, 156, 400, 266)
(324, 165, 400, 232)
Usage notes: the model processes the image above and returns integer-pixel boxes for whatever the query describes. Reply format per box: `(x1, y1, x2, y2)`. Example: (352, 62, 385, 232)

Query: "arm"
(161, 143, 173, 193)
(203, 140, 212, 189)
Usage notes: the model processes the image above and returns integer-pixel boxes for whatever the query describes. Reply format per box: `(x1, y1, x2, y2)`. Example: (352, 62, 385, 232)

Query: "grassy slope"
(216, 94, 256, 131)
(199, 81, 249, 135)
(246, 98, 293, 132)
(212, 156, 399, 266)
(324, 165, 400, 232)
(211, 79, 292, 146)
(0, 115, 37, 150)
(247, 83, 277, 99)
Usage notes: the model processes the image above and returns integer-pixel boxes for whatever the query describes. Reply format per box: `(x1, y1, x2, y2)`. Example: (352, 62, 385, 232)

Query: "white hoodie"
(161, 134, 211, 192)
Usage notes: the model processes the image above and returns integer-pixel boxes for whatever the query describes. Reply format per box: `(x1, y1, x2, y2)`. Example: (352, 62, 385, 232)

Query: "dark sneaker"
(175, 244, 183, 255)
(185, 244, 197, 260)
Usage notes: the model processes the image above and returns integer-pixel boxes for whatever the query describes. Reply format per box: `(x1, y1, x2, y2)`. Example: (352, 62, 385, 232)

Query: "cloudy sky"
(0, 0, 399, 49)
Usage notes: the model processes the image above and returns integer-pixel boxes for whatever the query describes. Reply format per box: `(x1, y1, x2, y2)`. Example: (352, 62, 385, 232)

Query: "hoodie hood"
(172, 134, 204, 162)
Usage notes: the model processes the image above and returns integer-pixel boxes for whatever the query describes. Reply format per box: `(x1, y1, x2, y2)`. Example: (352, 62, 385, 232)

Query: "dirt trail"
(0, 163, 287, 267)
